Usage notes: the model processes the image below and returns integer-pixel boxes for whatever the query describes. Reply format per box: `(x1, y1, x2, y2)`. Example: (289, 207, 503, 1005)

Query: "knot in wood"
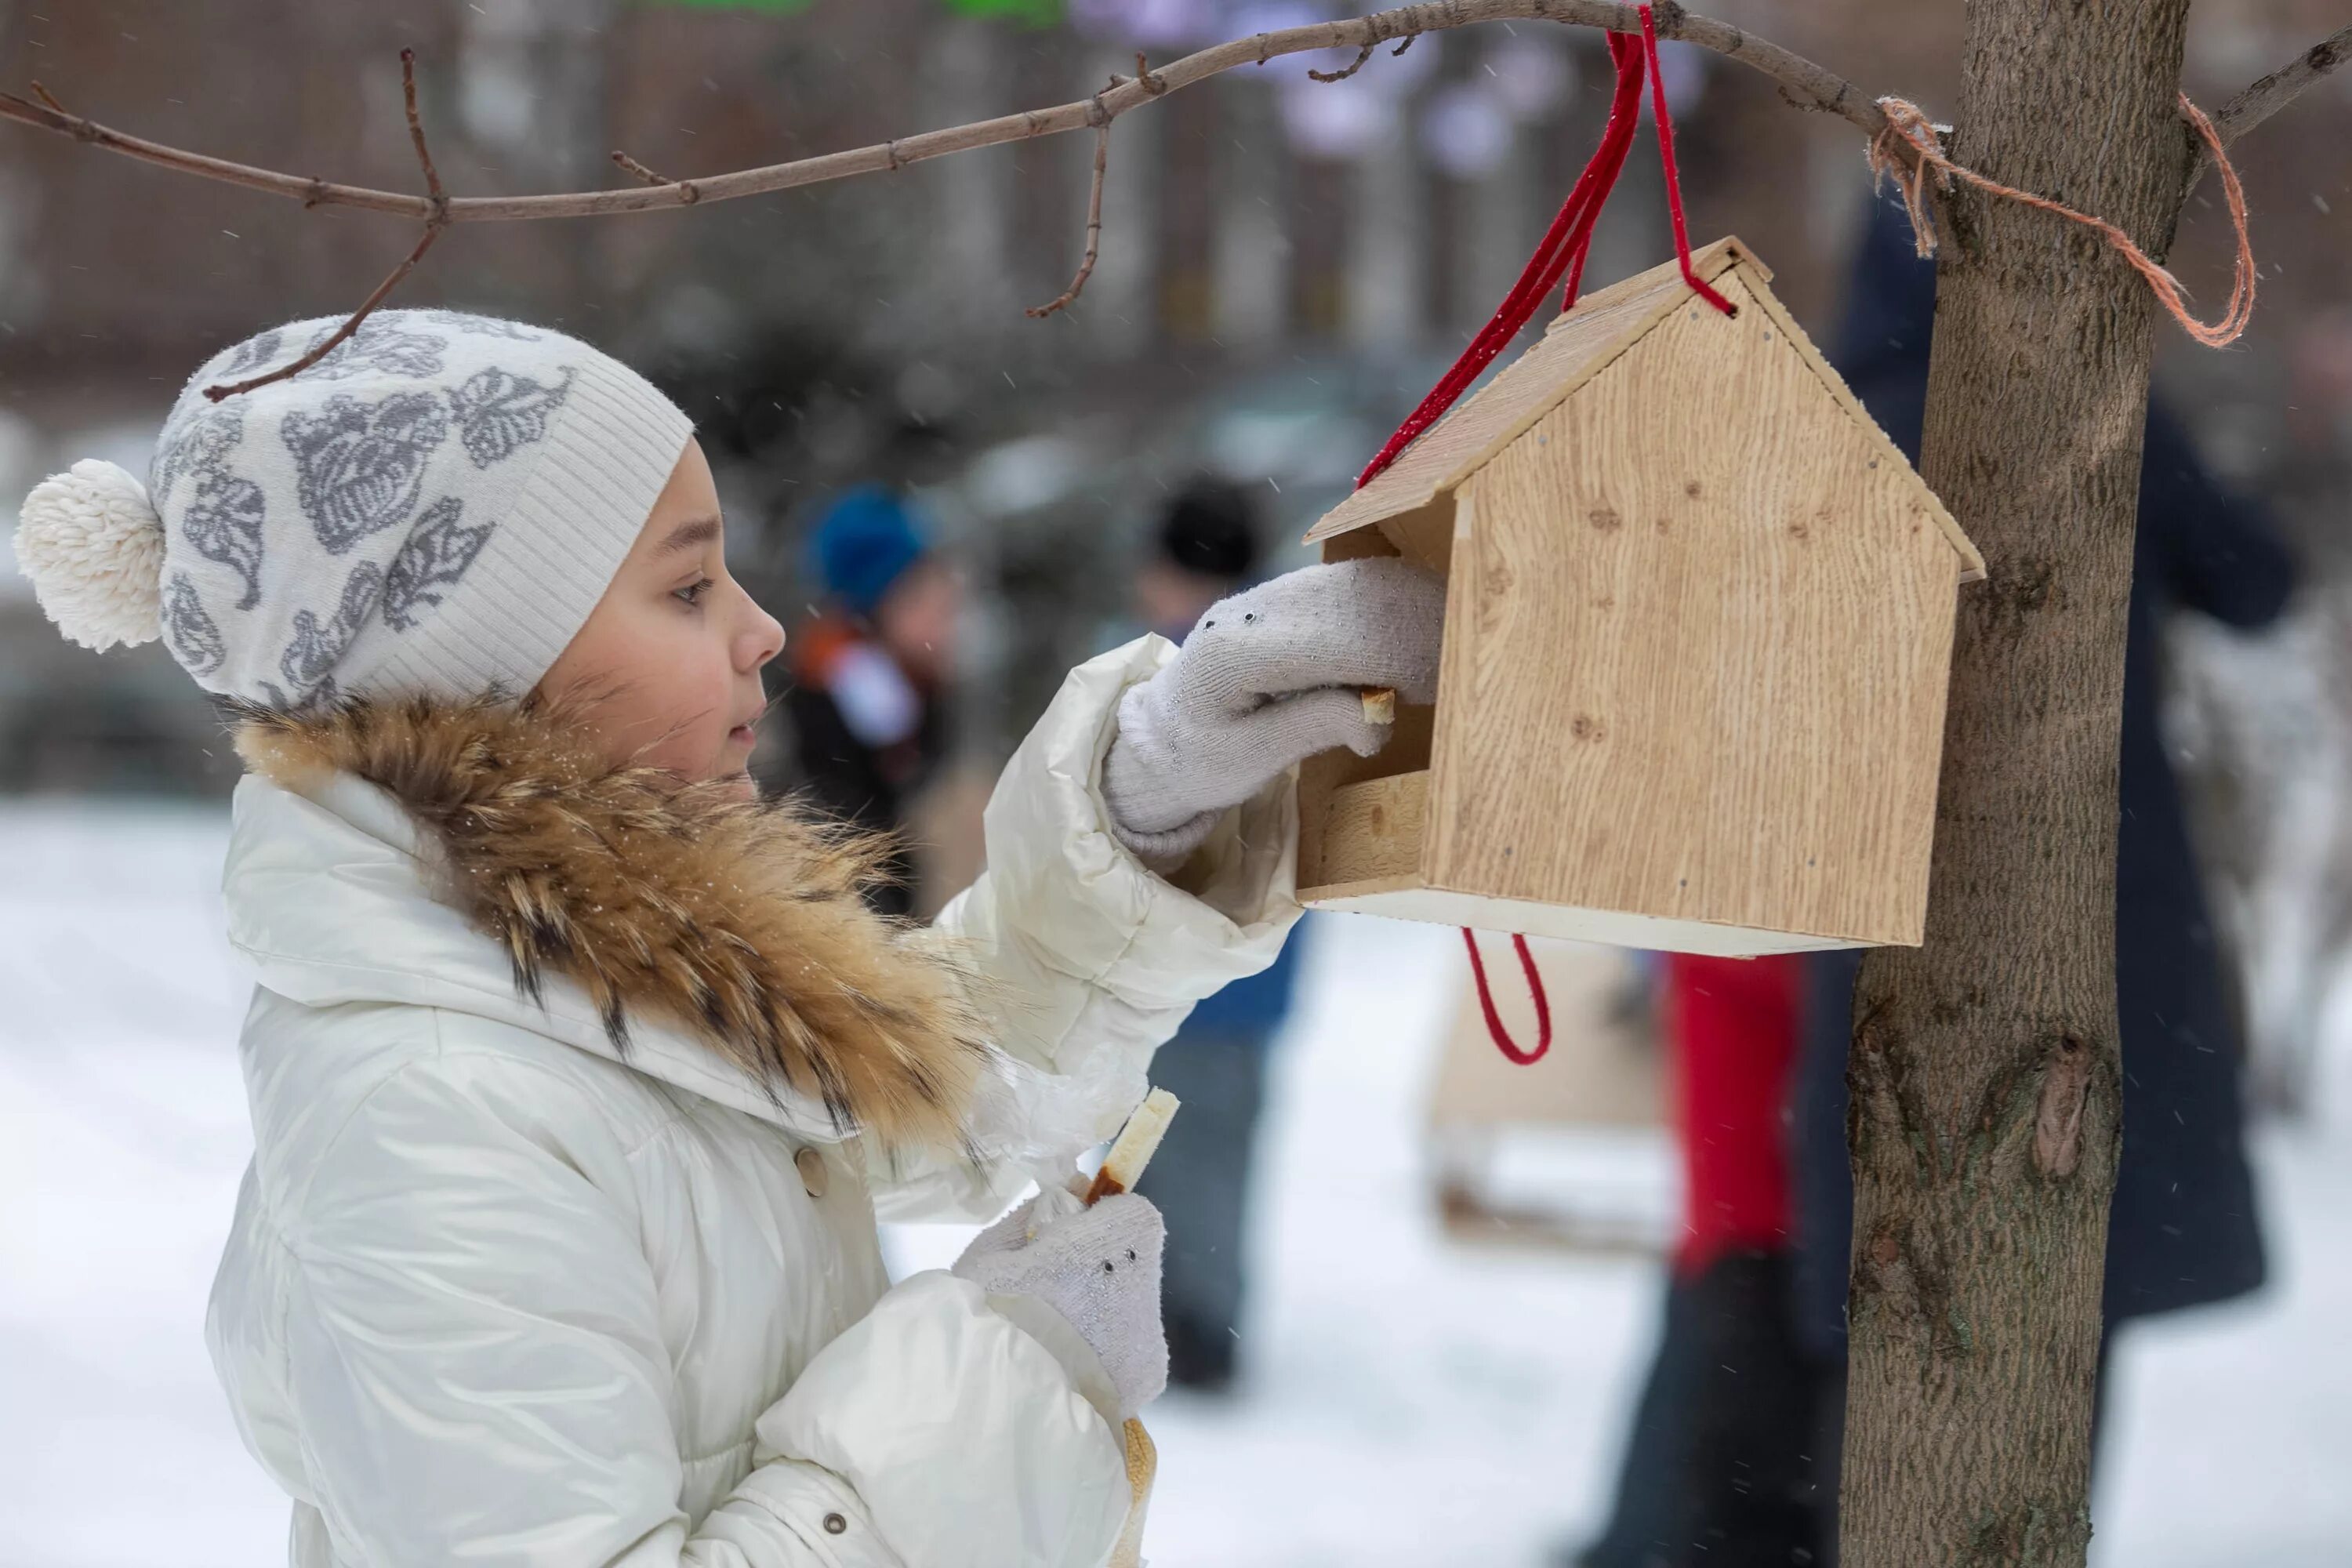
(1083, 96, 1110, 130)
(2031, 1031, 2093, 1179)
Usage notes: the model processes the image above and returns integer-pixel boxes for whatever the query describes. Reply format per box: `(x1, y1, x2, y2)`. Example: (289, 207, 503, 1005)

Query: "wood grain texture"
(1295, 687, 1434, 891)
(1421, 269, 1960, 947)
(1105, 1418, 1156, 1568)
(1305, 769, 1428, 887)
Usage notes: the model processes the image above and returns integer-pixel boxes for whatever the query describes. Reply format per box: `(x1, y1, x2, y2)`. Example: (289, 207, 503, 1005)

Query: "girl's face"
(535, 439, 786, 793)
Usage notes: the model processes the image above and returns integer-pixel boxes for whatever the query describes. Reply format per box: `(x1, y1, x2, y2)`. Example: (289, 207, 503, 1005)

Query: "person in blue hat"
(783, 485, 963, 916)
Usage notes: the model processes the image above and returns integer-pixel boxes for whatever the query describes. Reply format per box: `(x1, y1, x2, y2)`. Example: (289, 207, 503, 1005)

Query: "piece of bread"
(1083, 1088, 1181, 1205)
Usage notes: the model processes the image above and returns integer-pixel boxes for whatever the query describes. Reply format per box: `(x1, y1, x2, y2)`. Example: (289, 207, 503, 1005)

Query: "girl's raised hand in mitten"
(952, 1192, 1169, 1422)
(1102, 557, 1446, 859)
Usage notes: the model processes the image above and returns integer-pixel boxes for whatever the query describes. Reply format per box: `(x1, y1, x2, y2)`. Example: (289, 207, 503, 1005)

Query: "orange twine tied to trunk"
(1867, 93, 2256, 349)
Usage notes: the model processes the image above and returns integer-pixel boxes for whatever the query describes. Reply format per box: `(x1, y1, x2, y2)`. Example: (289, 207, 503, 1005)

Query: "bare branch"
(399, 47, 445, 212)
(202, 50, 457, 400)
(0, 2, 1896, 226)
(201, 224, 448, 401)
(1029, 125, 1111, 319)
(29, 80, 66, 115)
(2214, 24, 2352, 145)
(2187, 24, 2352, 192)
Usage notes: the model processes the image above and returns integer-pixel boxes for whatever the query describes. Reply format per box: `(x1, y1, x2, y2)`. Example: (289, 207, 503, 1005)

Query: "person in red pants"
(1570, 952, 1835, 1568)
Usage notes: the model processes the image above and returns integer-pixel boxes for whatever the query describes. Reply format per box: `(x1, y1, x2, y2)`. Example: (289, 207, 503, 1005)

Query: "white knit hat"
(13, 310, 693, 709)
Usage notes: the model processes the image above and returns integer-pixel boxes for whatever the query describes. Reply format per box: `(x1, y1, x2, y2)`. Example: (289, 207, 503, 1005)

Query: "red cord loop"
(1355, 31, 1646, 491)
(1461, 929, 1553, 1065)
(1637, 4, 1737, 319)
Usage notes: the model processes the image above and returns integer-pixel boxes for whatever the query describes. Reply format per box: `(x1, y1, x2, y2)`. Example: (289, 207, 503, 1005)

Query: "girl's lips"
(728, 724, 757, 746)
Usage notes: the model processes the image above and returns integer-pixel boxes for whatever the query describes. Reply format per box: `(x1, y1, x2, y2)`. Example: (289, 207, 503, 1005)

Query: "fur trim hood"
(233, 693, 991, 1151)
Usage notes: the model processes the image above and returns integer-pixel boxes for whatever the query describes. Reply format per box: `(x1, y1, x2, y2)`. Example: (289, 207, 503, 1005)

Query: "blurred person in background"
(1129, 480, 1307, 1393)
(1570, 197, 2295, 1568)
(782, 484, 961, 916)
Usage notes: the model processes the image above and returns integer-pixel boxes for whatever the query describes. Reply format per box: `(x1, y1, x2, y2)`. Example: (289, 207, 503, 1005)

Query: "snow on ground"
(2, 799, 2349, 1566)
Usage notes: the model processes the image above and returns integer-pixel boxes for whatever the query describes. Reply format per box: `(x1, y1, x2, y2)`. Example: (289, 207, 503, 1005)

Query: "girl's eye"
(673, 577, 714, 608)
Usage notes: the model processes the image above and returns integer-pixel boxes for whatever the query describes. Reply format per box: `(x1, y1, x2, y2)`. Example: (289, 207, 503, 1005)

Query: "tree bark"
(1840, 3, 2193, 1565)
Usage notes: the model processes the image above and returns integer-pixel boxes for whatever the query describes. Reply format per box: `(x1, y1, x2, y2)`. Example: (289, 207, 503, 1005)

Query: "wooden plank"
(1304, 769, 1427, 888)
(1733, 274, 1986, 583)
(1303, 239, 1756, 546)
(1298, 526, 1438, 891)
(1422, 268, 1956, 949)
(1305, 883, 1871, 956)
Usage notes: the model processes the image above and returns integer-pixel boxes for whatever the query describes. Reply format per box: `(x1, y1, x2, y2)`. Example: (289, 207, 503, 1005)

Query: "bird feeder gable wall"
(1295, 241, 1981, 958)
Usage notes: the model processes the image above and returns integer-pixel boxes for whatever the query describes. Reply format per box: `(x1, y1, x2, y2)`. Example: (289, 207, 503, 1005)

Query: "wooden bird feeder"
(1297, 238, 1984, 958)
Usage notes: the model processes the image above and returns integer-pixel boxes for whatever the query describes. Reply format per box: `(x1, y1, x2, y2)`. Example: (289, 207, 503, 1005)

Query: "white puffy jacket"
(205, 637, 1299, 1567)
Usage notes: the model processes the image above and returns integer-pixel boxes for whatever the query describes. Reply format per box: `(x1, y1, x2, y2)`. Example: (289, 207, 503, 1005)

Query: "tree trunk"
(1839, 3, 2193, 1564)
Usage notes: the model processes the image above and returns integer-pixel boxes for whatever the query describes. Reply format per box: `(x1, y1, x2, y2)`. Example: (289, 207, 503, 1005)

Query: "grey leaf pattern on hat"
(383, 496, 495, 631)
(162, 572, 225, 677)
(182, 472, 267, 610)
(418, 311, 543, 343)
(221, 329, 285, 376)
(299, 318, 448, 381)
(448, 365, 574, 469)
(151, 405, 245, 513)
(282, 391, 451, 554)
(281, 561, 387, 693)
(254, 671, 341, 715)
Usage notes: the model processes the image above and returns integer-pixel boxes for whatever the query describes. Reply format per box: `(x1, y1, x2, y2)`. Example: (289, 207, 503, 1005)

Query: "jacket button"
(822, 1512, 848, 1535)
(795, 1146, 829, 1200)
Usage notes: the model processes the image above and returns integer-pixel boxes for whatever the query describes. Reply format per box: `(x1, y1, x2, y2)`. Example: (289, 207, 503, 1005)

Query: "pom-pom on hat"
(16, 459, 169, 652)
(12, 310, 694, 710)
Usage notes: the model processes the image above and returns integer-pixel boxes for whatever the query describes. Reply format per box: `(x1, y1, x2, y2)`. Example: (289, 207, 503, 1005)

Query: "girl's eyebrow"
(657, 516, 722, 555)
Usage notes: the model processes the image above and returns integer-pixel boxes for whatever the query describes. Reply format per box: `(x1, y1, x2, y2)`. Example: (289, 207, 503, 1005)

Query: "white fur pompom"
(14, 459, 167, 652)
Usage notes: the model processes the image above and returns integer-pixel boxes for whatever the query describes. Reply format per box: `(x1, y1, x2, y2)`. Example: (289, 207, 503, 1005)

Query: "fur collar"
(233, 694, 989, 1151)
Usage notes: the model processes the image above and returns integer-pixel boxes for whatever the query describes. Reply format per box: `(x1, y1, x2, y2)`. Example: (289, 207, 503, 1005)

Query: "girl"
(14, 311, 1442, 1567)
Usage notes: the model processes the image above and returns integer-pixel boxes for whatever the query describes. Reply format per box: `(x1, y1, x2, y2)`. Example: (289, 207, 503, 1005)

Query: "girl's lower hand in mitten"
(1102, 557, 1446, 859)
(953, 1192, 1168, 1423)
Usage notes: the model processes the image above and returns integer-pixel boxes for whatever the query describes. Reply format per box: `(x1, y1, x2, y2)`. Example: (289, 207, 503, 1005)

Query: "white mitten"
(953, 1192, 1167, 1422)
(1102, 557, 1446, 858)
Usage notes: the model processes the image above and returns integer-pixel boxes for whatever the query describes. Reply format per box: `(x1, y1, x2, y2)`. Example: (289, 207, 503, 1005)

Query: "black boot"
(1164, 1310, 1237, 1393)
(1567, 1251, 1835, 1568)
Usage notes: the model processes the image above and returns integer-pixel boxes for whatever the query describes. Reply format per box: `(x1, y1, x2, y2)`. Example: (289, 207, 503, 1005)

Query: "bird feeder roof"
(1306, 237, 1984, 583)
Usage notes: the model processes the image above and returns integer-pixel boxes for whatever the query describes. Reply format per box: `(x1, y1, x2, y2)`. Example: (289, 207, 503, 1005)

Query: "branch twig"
(201, 49, 450, 401)
(1309, 42, 1377, 83)
(612, 148, 700, 201)
(0, 2, 1897, 226)
(1030, 124, 1111, 318)
(2188, 24, 2352, 193)
(401, 46, 445, 214)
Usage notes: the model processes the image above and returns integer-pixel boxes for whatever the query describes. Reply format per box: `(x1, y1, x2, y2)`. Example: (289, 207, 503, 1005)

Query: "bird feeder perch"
(1296, 238, 1984, 958)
